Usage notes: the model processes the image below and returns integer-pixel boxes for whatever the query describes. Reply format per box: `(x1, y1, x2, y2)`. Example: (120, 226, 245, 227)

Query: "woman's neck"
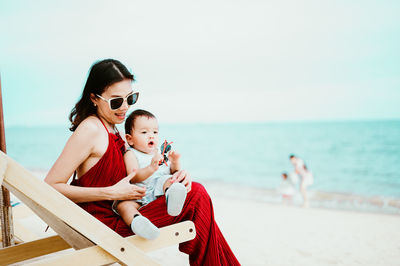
(96, 114, 116, 134)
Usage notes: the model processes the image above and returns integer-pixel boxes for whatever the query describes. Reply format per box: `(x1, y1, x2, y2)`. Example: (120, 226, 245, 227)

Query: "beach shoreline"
(201, 179, 400, 216)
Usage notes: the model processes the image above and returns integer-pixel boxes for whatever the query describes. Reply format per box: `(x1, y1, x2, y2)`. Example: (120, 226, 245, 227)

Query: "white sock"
(166, 183, 187, 216)
(130, 215, 160, 240)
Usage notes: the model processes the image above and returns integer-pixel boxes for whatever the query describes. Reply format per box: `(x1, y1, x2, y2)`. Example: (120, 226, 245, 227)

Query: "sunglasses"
(96, 92, 139, 110)
(159, 140, 173, 166)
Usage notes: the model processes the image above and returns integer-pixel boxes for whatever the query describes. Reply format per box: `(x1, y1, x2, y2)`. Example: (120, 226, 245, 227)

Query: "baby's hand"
(150, 153, 163, 171)
(168, 150, 181, 163)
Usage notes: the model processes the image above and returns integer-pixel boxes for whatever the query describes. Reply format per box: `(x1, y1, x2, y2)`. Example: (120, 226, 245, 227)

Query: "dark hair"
(69, 59, 135, 131)
(125, 109, 156, 135)
(282, 172, 288, 178)
(289, 154, 296, 159)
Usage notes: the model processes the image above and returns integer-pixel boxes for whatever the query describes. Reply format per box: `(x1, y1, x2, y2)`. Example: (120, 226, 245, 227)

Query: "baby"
(113, 109, 187, 239)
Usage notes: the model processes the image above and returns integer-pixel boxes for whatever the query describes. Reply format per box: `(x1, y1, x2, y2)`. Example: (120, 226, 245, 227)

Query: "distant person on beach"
(290, 154, 314, 207)
(44, 59, 240, 265)
(277, 172, 296, 204)
(113, 109, 187, 240)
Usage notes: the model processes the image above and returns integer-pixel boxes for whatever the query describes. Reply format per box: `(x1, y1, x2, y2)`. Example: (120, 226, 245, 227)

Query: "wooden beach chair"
(0, 151, 196, 265)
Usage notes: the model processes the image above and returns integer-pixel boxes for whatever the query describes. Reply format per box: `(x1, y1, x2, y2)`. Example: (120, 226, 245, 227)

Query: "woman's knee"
(186, 182, 211, 204)
(190, 182, 207, 195)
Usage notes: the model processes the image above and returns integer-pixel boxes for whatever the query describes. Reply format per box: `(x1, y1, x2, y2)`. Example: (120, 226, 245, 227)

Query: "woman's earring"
(94, 103, 97, 107)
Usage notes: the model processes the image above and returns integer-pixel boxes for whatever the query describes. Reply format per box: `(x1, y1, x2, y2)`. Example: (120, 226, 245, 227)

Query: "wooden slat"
(0, 235, 70, 265)
(1, 152, 159, 266)
(26, 221, 196, 266)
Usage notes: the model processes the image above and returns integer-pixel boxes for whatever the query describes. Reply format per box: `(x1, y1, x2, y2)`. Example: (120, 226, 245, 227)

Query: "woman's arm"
(45, 120, 145, 203)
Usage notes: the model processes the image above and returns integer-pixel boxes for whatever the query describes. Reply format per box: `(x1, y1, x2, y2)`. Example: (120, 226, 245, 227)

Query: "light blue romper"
(130, 148, 172, 206)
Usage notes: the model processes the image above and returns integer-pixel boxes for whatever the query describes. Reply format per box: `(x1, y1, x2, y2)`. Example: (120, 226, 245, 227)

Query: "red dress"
(71, 121, 240, 266)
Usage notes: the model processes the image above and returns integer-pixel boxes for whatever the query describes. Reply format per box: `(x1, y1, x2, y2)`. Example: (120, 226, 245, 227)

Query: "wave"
(200, 179, 400, 216)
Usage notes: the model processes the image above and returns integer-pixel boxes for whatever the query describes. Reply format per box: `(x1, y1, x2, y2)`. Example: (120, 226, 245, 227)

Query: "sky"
(1, 0, 399, 126)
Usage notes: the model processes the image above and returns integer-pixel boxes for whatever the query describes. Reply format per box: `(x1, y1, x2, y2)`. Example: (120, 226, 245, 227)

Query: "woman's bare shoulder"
(73, 116, 104, 140)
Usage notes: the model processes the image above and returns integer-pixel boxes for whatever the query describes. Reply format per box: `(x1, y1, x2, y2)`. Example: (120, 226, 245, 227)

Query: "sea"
(4, 120, 400, 214)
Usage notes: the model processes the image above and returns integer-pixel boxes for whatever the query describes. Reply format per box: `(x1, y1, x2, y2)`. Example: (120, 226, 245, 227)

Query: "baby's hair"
(125, 109, 156, 135)
(289, 154, 296, 159)
(282, 172, 288, 179)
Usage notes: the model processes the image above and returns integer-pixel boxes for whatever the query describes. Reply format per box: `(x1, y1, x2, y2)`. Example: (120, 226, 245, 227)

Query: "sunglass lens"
(128, 93, 138, 105)
(165, 145, 172, 153)
(110, 98, 124, 110)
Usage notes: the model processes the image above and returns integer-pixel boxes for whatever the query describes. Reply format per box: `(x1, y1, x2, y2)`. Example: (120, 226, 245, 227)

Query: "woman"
(45, 59, 240, 266)
(289, 154, 313, 208)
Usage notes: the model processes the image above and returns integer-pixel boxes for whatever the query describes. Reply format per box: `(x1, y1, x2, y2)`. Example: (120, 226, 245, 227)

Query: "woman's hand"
(108, 171, 146, 200)
(170, 169, 192, 193)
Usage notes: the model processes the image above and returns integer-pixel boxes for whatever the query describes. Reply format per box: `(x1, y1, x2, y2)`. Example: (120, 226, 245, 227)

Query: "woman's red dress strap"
(98, 117, 110, 134)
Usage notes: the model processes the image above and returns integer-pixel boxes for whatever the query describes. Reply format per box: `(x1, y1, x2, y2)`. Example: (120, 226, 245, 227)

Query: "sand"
(211, 193, 400, 266)
(7, 180, 400, 266)
(145, 182, 400, 266)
